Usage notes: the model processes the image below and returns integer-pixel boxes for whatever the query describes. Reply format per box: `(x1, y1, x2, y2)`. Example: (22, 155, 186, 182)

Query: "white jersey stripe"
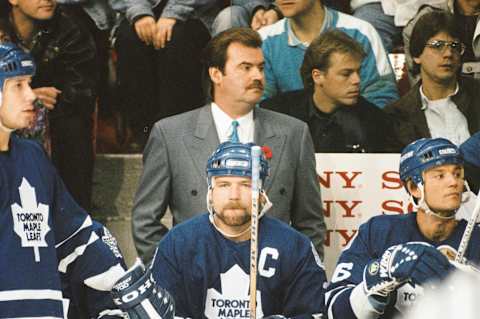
(58, 231, 99, 273)
(55, 215, 92, 248)
(141, 299, 162, 319)
(0, 289, 63, 301)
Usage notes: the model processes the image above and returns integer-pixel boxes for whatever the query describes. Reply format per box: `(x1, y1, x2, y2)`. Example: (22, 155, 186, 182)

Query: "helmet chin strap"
(207, 186, 273, 239)
(0, 92, 15, 133)
(412, 183, 456, 220)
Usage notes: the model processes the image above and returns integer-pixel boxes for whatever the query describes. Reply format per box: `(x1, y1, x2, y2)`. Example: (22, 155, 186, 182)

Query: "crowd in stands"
(3, 0, 480, 256)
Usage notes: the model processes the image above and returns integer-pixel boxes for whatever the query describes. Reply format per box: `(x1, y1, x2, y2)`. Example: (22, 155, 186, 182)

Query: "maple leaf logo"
(204, 264, 263, 319)
(11, 178, 50, 262)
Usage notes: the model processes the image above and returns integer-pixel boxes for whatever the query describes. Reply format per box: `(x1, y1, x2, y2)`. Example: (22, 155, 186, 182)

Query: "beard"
(214, 203, 251, 227)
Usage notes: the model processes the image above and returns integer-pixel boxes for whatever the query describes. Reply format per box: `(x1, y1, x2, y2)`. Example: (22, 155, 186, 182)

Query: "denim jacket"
(117, 0, 271, 32)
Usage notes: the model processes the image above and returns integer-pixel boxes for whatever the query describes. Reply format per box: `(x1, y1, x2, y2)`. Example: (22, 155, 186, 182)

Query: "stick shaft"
(249, 146, 261, 319)
(456, 190, 480, 262)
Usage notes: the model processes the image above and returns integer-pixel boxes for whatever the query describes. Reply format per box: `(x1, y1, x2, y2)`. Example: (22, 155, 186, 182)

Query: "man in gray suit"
(132, 27, 325, 264)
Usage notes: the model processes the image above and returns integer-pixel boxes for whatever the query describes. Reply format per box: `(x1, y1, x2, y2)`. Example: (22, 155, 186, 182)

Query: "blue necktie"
(230, 120, 240, 143)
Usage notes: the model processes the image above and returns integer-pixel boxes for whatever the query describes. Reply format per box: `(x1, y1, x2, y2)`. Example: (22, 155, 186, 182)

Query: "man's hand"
(33, 87, 61, 110)
(134, 16, 157, 45)
(154, 18, 177, 49)
(251, 8, 280, 31)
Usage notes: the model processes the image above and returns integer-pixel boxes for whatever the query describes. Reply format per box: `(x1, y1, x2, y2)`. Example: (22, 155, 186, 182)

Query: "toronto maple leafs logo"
(10, 178, 50, 262)
(204, 264, 263, 319)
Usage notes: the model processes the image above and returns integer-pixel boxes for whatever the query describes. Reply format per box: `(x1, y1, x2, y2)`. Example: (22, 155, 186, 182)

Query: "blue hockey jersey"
(151, 214, 326, 319)
(0, 136, 126, 318)
(325, 213, 480, 319)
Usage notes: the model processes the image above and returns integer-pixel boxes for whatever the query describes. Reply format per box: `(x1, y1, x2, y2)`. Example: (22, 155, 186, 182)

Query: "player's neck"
(213, 215, 251, 242)
(417, 209, 458, 242)
(0, 129, 10, 151)
(289, 3, 324, 44)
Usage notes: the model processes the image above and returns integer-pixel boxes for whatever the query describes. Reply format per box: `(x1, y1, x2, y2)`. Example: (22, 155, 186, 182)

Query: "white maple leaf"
(204, 264, 263, 319)
(11, 178, 50, 262)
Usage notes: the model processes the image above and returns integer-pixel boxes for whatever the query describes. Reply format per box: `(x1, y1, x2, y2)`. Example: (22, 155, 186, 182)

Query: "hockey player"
(150, 141, 327, 318)
(325, 137, 480, 319)
(0, 42, 174, 318)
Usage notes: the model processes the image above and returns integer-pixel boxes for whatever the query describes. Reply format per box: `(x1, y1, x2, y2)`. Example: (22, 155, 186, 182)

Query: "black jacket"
(261, 89, 395, 153)
(0, 8, 97, 120)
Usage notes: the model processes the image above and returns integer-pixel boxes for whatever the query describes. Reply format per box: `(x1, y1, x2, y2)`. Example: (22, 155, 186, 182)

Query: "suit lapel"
(183, 105, 220, 180)
(254, 108, 286, 192)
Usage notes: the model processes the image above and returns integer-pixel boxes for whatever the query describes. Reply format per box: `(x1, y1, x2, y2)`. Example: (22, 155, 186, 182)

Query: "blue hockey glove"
(111, 259, 174, 319)
(364, 242, 453, 298)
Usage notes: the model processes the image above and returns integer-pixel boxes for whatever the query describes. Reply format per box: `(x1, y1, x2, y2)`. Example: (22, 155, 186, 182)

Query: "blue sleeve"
(151, 232, 194, 319)
(282, 242, 326, 318)
(261, 37, 279, 100)
(325, 220, 379, 319)
(58, 222, 127, 318)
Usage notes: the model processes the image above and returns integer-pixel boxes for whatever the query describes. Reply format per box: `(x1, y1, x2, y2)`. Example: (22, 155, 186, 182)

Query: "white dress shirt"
(420, 84, 470, 145)
(211, 103, 254, 143)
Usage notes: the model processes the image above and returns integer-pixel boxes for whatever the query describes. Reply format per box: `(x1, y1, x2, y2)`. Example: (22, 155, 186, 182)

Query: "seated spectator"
(114, 0, 275, 150)
(0, 0, 97, 210)
(258, 0, 399, 108)
(404, 0, 480, 81)
(151, 142, 327, 318)
(385, 11, 480, 151)
(261, 30, 393, 153)
(351, 0, 445, 52)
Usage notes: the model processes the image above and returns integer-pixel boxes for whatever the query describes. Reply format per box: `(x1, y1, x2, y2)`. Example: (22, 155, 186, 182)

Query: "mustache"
(224, 202, 247, 210)
(247, 81, 264, 90)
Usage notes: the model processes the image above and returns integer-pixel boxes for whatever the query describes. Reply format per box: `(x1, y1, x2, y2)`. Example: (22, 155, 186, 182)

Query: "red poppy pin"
(261, 145, 272, 159)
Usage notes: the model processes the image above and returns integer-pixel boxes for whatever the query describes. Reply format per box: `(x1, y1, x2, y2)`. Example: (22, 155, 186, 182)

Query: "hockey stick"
(249, 146, 262, 319)
(455, 190, 480, 263)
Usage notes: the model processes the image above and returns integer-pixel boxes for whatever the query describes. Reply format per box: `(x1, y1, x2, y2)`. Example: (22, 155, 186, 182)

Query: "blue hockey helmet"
(206, 142, 269, 187)
(399, 138, 463, 185)
(0, 42, 36, 91)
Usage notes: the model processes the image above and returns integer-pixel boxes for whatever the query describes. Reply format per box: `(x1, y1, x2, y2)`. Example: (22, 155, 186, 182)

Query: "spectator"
(351, 0, 445, 52)
(57, 0, 125, 120)
(258, 0, 399, 108)
(132, 27, 325, 264)
(404, 0, 480, 80)
(262, 30, 393, 153)
(151, 142, 327, 318)
(114, 0, 275, 150)
(385, 11, 480, 151)
(0, 0, 97, 210)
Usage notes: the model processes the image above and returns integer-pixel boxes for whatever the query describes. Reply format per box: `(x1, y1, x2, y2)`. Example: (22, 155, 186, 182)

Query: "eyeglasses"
(425, 40, 465, 55)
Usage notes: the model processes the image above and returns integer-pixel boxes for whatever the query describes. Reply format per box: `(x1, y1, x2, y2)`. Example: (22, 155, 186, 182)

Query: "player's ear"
(406, 180, 421, 200)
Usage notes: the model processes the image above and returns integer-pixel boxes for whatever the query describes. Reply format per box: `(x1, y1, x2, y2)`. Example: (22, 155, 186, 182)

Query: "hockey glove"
(364, 242, 453, 299)
(111, 259, 175, 319)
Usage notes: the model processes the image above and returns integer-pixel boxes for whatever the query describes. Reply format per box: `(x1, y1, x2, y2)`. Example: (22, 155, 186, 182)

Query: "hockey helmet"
(0, 42, 35, 91)
(206, 142, 269, 187)
(399, 137, 463, 185)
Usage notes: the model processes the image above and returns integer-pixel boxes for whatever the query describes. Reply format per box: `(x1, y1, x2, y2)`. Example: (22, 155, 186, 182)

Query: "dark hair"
(409, 10, 461, 75)
(204, 27, 262, 73)
(300, 29, 365, 89)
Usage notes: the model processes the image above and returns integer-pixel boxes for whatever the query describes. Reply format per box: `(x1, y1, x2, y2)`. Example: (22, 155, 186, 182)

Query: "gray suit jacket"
(132, 104, 325, 263)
